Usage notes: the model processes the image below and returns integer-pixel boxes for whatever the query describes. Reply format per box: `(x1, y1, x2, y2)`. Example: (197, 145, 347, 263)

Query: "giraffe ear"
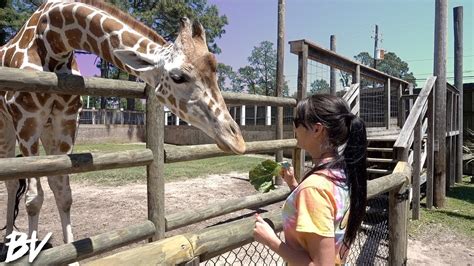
(113, 49, 157, 72)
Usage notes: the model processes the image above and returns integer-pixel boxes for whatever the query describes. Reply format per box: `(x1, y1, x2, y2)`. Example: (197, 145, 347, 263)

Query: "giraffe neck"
(11, 1, 181, 82)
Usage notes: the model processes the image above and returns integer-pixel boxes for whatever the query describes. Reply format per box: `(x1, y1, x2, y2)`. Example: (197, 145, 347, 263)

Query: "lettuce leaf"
(249, 160, 282, 193)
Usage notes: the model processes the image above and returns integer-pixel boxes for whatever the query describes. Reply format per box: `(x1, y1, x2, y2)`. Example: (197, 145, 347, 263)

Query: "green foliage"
(249, 159, 282, 193)
(409, 176, 474, 238)
(354, 51, 417, 87)
(309, 79, 330, 95)
(217, 63, 241, 92)
(232, 41, 289, 97)
(0, 0, 37, 45)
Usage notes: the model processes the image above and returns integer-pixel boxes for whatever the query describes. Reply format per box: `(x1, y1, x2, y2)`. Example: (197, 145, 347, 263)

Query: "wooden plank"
(289, 39, 409, 86)
(330, 35, 337, 95)
(223, 92, 296, 107)
(294, 43, 308, 181)
(385, 78, 391, 129)
(412, 117, 422, 220)
(166, 187, 290, 231)
(146, 85, 165, 241)
(0, 66, 146, 98)
(426, 87, 435, 209)
(342, 83, 359, 103)
(367, 169, 392, 175)
(367, 158, 397, 163)
(14, 221, 156, 265)
(393, 76, 436, 150)
(367, 147, 393, 152)
(164, 139, 297, 163)
(0, 149, 153, 181)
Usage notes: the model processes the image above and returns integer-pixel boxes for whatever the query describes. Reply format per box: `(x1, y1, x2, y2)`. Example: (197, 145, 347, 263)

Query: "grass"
(66, 143, 266, 185)
(409, 176, 474, 239)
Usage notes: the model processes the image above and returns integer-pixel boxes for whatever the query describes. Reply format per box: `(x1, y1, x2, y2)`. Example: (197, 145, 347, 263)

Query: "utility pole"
(373, 25, 379, 69)
(275, 0, 285, 180)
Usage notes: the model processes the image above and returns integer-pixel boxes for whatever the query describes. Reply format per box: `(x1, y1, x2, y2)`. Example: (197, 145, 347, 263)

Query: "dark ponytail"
(342, 115, 367, 250)
(294, 94, 367, 251)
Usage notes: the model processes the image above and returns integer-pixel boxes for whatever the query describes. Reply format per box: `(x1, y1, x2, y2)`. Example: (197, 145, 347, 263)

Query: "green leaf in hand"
(249, 160, 282, 193)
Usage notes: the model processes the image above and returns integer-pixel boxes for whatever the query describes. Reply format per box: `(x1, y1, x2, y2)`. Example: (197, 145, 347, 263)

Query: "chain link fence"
(202, 195, 389, 265)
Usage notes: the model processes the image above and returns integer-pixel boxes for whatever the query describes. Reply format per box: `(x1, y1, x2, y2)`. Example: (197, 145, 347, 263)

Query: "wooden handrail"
(0, 66, 295, 107)
(0, 149, 154, 181)
(394, 76, 436, 150)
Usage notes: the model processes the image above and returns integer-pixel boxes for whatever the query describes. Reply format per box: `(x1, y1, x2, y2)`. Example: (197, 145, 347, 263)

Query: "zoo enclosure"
(0, 39, 413, 266)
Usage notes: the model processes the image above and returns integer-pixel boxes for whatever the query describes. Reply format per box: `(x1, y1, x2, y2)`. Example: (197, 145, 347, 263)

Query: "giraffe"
(0, 0, 246, 255)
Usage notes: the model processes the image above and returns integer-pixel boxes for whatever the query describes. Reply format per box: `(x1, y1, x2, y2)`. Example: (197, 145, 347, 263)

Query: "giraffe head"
(113, 18, 245, 154)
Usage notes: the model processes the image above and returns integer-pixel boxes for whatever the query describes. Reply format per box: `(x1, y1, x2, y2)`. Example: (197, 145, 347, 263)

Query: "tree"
(217, 63, 241, 92)
(0, 0, 38, 45)
(354, 51, 417, 87)
(309, 79, 330, 95)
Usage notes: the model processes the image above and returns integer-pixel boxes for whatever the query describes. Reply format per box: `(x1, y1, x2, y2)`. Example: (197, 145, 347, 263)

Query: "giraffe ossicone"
(0, 0, 245, 259)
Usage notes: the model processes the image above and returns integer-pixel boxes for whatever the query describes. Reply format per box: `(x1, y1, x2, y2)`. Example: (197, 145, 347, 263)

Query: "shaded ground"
(0, 173, 472, 265)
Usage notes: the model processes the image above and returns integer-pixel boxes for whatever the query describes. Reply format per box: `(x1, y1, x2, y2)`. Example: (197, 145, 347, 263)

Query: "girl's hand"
(280, 166, 298, 190)
(253, 214, 280, 248)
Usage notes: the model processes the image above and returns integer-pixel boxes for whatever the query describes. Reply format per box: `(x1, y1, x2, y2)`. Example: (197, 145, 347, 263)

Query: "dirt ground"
(0, 172, 473, 265)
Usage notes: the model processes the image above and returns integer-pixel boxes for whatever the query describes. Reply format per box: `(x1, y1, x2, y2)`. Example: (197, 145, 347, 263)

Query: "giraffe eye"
(169, 70, 189, 84)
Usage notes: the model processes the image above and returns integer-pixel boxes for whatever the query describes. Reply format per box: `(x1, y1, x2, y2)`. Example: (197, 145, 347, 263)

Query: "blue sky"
(77, 0, 473, 94)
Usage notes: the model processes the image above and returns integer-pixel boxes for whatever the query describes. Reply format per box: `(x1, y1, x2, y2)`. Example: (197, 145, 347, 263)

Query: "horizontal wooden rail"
(86, 163, 411, 265)
(394, 76, 436, 150)
(164, 139, 297, 163)
(223, 92, 297, 107)
(9, 221, 156, 265)
(0, 66, 146, 98)
(289, 40, 410, 86)
(0, 149, 153, 181)
(0, 67, 296, 107)
(166, 187, 290, 231)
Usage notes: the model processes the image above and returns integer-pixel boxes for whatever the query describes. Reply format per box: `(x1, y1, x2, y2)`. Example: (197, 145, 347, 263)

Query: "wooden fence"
(0, 57, 411, 266)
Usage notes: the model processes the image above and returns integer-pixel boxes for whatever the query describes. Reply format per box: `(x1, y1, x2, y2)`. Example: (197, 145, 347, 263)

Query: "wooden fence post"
(454, 6, 463, 183)
(385, 78, 391, 129)
(427, 88, 435, 209)
(389, 161, 410, 266)
(412, 117, 422, 219)
(293, 42, 308, 182)
(145, 85, 165, 241)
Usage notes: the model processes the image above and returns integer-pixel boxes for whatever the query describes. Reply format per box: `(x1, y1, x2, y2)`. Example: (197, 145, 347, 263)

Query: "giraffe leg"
(5, 92, 53, 239)
(40, 95, 81, 244)
(0, 103, 17, 259)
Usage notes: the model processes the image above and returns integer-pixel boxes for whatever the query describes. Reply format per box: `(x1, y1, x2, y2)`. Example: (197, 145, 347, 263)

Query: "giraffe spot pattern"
(179, 100, 188, 114)
(18, 117, 38, 142)
(100, 39, 113, 63)
(49, 6, 64, 29)
(65, 29, 83, 49)
(62, 5, 75, 25)
(4, 47, 15, 66)
(86, 34, 100, 55)
(167, 95, 177, 107)
(59, 142, 71, 153)
(109, 34, 120, 49)
(121, 31, 141, 48)
(103, 18, 123, 34)
(27, 13, 41, 27)
(89, 14, 103, 38)
(75, 6, 93, 29)
(46, 30, 66, 54)
(18, 28, 35, 49)
(48, 57, 59, 72)
(16, 93, 40, 113)
(10, 52, 24, 68)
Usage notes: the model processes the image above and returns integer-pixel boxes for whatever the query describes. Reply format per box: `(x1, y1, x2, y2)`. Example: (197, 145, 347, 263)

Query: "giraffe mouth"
(214, 125, 246, 155)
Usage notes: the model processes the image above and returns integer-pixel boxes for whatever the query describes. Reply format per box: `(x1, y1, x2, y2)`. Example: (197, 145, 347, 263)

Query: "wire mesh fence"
(203, 195, 389, 265)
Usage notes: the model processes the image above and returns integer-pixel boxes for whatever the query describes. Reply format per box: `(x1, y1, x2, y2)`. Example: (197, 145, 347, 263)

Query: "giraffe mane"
(76, 0, 167, 46)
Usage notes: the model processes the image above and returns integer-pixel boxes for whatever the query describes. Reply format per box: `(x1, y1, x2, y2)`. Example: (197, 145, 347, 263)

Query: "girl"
(254, 94, 367, 265)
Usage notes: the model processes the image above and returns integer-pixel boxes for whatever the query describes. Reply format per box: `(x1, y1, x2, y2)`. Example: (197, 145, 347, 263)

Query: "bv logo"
(5, 231, 52, 263)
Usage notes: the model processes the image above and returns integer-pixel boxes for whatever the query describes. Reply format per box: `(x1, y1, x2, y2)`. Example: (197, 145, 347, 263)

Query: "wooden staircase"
(366, 127, 400, 179)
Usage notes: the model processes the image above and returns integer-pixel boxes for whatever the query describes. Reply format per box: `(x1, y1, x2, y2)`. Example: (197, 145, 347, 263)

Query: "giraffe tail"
(0, 155, 27, 231)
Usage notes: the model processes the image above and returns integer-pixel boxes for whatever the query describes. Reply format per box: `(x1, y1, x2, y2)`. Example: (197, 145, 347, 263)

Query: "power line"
(406, 54, 474, 62)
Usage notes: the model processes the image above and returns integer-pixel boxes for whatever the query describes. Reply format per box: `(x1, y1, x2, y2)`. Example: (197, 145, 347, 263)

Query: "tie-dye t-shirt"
(282, 164, 350, 264)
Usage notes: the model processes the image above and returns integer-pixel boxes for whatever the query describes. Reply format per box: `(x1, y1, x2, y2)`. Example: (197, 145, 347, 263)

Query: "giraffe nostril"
(230, 125, 237, 136)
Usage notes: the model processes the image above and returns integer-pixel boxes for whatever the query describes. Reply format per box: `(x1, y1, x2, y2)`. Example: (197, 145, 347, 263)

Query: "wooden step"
(367, 147, 393, 153)
(367, 158, 397, 163)
(367, 137, 398, 142)
(367, 169, 392, 175)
